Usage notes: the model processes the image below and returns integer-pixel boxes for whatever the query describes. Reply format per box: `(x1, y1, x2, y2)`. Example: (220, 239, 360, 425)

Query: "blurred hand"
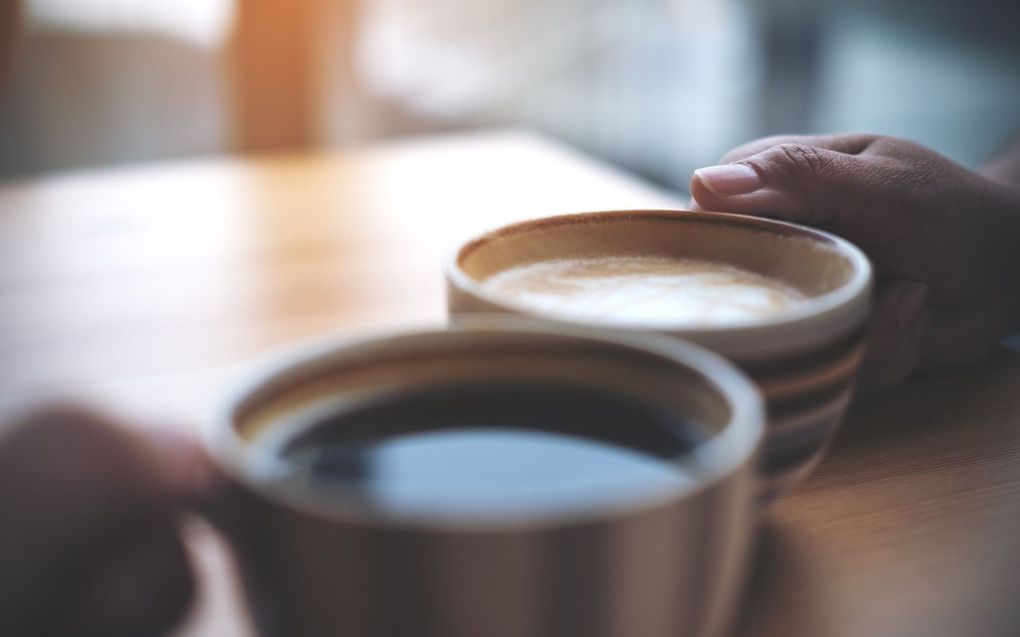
(689, 134, 1020, 392)
(0, 406, 206, 636)
(0, 0, 20, 87)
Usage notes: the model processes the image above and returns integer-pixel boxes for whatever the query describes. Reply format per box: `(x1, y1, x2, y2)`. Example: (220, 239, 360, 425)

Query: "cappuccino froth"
(482, 256, 807, 327)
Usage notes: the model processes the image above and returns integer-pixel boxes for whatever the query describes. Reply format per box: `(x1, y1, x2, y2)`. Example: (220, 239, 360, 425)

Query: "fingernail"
(693, 164, 761, 196)
(895, 281, 929, 331)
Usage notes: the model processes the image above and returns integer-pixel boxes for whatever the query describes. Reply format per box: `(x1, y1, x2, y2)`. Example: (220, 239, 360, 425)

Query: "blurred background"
(0, 0, 1018, 190)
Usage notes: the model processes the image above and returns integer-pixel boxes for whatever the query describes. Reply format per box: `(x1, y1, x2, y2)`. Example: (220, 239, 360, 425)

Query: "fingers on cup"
(0, 406, 197, 636)
(718, 133, 879, 166)
(690, 137, 877, 227)
(859, 280, 931, 394)
(69, 527, 195, 637)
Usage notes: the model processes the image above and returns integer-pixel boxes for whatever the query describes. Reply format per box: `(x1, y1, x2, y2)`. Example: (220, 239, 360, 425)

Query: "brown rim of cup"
(204, 320, 765, 532)
(445, 209, 872, 361)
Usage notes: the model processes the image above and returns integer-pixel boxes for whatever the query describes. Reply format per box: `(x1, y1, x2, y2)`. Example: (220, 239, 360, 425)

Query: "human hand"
(0, 406, 208, 636)
(689, 134, 1020, 392)
(0, 0, 20, 88)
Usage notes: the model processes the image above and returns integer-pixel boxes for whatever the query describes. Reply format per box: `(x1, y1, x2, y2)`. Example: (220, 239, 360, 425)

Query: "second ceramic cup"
(203, 320, 764, 637)
(445, 210, 872, 498)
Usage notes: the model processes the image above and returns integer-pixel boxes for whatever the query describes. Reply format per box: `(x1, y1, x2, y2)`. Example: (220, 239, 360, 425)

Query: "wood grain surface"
(0, 130, 1016, 637)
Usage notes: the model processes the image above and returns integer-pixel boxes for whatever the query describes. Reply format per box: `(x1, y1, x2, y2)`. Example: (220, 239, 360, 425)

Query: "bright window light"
(27, 0, 236, 49)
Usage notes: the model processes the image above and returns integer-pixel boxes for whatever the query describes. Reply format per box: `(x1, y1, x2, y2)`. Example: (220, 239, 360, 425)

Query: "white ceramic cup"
(445, 210, 872, 498)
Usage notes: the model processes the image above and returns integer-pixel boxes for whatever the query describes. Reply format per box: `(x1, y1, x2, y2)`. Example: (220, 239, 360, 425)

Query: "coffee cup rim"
(204, 319, 764, 532)
(444, 209, 873, 360)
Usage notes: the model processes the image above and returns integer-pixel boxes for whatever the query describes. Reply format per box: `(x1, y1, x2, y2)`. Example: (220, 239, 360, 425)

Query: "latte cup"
(445, 210, 872, 499)
(202, 320, 764, 637)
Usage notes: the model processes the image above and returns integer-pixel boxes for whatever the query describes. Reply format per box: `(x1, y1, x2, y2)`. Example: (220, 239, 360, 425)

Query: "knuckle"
(772, 143, 833, 180)
(867, 134, 906, 151)
(719, 135, 798, 164)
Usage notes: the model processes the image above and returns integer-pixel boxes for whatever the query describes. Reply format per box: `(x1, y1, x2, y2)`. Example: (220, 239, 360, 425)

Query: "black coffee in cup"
(207, 324, 764, 637)
(248, 381, 707, 517)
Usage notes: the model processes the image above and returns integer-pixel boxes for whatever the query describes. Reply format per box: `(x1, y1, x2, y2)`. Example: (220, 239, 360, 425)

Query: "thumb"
(689, 142, 872, 229)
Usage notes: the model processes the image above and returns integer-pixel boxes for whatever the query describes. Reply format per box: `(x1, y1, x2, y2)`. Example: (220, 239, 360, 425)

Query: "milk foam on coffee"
(483, 256, 807, 327)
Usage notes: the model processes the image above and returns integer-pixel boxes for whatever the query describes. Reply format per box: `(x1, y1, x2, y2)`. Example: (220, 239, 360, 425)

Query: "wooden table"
(1, 131, 1017, 637)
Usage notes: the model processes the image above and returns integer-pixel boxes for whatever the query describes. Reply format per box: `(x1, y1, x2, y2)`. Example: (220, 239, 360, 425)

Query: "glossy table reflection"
(0, 131, 1017, 637)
